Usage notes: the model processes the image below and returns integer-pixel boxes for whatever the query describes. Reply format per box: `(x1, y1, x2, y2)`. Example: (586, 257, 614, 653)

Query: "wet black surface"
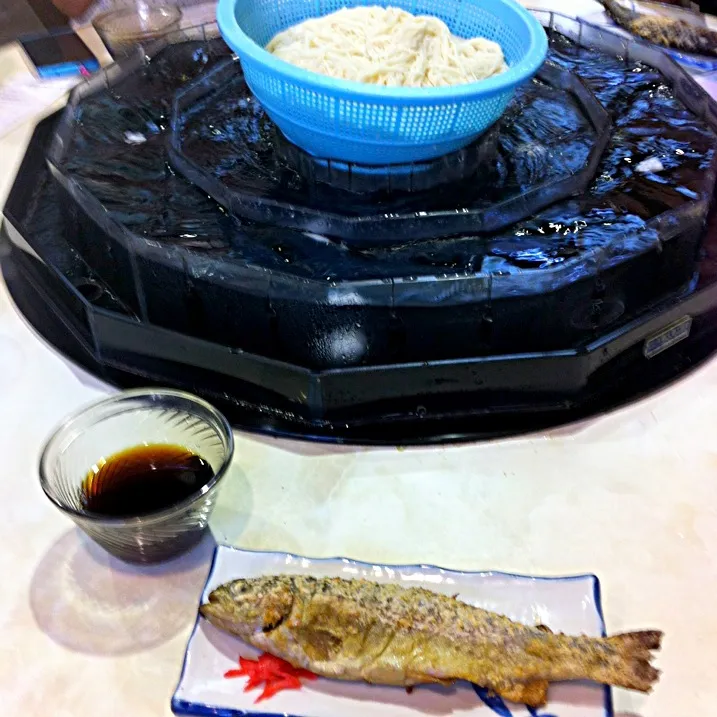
(167, 60, 609, 243)
(57, 34, 717, 284)
(6, 25, 717, 437)
(176, 74, 591, 216)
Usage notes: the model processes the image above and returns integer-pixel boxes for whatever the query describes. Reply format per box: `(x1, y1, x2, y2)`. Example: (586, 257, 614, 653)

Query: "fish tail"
(599, 630, 663, 691)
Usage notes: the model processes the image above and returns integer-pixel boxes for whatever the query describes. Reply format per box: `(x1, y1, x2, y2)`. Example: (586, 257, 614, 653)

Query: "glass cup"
(93, 2, 183, 57)
(39, 388, 234, 564)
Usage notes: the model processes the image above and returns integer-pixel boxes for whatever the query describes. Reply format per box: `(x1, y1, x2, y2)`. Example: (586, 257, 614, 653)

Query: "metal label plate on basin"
(643, 316, 693, 359)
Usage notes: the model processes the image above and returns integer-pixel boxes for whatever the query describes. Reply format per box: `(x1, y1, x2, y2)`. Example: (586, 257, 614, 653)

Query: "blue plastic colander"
(217, 0, 547, 164)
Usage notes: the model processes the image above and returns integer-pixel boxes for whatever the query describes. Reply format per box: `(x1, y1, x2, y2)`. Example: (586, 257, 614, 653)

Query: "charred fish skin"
(601, 0, 717, 56)
(200, 575, 662, 708)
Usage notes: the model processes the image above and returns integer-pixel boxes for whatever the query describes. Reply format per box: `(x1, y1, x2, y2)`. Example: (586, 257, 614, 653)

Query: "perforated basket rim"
(216, 0, 548, 102)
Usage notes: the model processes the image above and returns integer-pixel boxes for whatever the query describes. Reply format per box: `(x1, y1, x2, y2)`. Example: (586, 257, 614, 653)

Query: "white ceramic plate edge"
(171, 544, 613, 717)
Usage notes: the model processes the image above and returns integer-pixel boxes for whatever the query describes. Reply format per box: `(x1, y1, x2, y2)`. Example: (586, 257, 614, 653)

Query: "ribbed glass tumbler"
(39, 389, 234, 564)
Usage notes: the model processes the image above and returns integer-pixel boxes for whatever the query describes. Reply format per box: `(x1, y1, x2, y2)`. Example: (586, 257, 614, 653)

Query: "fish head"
(200, 576, 295, 638)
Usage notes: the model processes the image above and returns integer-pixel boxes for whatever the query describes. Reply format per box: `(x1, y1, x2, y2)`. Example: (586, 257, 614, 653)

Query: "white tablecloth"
(1, 4, 716, 715)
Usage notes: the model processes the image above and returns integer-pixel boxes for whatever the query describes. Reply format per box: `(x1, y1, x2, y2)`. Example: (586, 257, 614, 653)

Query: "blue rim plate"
(172, 545, 612, 717)
(663, 48, 717, 73)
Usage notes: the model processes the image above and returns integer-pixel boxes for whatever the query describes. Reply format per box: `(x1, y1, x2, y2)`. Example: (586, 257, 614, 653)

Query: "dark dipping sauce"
(81, 443, 214, 517)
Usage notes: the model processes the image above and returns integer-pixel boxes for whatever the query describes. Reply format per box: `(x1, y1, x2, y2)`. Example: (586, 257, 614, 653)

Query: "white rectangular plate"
(172, 545, 612, 717)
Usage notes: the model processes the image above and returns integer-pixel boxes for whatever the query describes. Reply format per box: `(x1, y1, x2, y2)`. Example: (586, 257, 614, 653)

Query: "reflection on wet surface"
(54, 34, 717, 282)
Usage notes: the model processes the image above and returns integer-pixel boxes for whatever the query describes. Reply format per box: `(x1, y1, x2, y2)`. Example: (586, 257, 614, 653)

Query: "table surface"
(2, 3, 717, 716)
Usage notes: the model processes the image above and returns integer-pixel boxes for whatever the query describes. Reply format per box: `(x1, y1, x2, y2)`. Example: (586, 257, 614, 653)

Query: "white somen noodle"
(266, 6, 508, 88)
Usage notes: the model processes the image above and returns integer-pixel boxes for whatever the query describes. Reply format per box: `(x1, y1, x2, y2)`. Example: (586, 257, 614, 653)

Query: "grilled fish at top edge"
(199, 575, 662, 708)
(600, 0, 717, 56)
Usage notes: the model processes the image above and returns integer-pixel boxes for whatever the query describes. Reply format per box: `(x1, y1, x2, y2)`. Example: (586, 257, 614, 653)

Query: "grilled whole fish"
(601, 0, 717, 56)
(200, 575, 662, 707)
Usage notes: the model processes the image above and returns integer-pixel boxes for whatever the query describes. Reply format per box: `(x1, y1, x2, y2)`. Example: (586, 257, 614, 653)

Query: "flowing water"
(57, 34, 717, 286)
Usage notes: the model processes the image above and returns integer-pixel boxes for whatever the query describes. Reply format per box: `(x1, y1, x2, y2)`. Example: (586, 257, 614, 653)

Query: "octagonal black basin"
(3, 14, 717, 443)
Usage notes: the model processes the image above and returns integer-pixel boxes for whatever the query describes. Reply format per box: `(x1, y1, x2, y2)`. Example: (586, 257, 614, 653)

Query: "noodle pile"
(266, 6, 508, 88)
